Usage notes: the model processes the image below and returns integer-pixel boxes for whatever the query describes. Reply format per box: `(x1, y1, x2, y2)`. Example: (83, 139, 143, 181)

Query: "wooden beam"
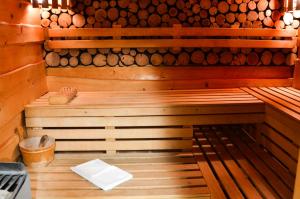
(293, 149, 300, 199)
(46, 66, 293, 80)
(47, 76, 292, 91)
(47, 39, 297, 49)
(48, 28, 297, 38)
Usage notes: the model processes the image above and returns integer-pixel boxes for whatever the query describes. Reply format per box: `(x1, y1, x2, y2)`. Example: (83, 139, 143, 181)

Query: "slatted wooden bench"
(242, 87, 300, 199)
(27, 125, 293, 199)
(25, 88, 264, 153)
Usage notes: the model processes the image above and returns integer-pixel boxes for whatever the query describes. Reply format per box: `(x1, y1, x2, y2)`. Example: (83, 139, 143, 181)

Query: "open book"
(71, 159, 133, 191)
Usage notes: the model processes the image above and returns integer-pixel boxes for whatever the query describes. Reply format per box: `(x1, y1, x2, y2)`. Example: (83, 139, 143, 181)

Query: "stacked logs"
(41, 0, 299, 67)
(40, 0, 300, 29)
(44, 46, 297, 67)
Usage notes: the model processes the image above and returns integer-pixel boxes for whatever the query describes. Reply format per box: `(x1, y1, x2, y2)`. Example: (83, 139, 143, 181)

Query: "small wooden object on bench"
(48, 87, 77, 105)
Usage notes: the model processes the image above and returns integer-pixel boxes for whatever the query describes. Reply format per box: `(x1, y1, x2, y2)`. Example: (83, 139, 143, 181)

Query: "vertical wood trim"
(32, 0, 39, 8)
(293, 60, 300, 89)
(61, 0, 68, 9)
(52, 0, 58, 8)
(42, 0, 48, 8)
(293, 149, 300, 199)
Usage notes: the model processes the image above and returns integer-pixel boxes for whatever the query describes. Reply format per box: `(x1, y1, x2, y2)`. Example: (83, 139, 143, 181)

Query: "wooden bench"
(25, 88, 264, 153)
(27, 125, 292, 199)
(242, 87, 300, 199)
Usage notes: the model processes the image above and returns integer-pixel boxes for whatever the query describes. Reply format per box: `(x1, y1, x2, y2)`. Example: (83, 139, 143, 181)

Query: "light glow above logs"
(285, 0, 300, 12)
(30, 0, 68, 8)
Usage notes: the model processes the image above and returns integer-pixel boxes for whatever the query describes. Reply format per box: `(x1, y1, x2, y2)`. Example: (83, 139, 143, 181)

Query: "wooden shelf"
(46, 27, 298, 49)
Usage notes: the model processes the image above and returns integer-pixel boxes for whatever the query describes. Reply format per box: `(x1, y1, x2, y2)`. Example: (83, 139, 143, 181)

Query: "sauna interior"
(2, 0, 300, 198)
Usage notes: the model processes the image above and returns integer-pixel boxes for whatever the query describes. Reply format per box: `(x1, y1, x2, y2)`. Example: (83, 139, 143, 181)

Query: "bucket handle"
(39, 135, 49, 148)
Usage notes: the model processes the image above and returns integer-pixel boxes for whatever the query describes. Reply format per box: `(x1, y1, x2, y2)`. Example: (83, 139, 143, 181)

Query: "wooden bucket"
(19, 136, 55, 168)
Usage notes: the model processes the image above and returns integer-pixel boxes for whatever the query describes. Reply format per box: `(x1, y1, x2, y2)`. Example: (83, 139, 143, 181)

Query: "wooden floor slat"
(28, 126, 295, 199)
(201, 129, 264, 199)
(226, 128, 293, 199)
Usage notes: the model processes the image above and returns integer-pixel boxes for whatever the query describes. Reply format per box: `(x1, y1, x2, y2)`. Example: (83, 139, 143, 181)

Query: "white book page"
(71, 159, 111, 179)
(71, 159, 133, 191)
(91, 166, 133, 191)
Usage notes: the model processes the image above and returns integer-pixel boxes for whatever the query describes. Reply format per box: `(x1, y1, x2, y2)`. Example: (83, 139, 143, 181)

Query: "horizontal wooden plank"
(30, 178, 206, 190)
(31, 187, 210, 199)
(47, 39, 297, 49)
(0, 61, 47, 127)
(48, 28, 297, 38)
(55, 140, 193, 151)
(261, 124, 298, 160)
(0, 43, 43, 75)
(46, 66, 293, 80)
(0, 24, 44, 46)
(265, 106, 300, 146)
(27, 128, 193, 139)
(47, 76, 292, 91)
(25, 104, 265, 117)
(25, 114, 264, 127)
(260, 134, 297, 174)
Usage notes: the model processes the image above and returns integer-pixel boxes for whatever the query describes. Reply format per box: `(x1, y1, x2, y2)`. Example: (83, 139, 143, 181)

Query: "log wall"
(42, 0, 298, 68)
(0, 0, 47, 161)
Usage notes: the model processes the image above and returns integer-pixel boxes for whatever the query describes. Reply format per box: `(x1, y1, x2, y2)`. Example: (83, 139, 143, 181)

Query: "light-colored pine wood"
(46, 76, 292, 91)
(47, 38, 296, 49)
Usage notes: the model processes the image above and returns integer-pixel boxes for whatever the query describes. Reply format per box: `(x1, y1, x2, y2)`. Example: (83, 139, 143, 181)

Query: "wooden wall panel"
(0, 24, 44, 46)
(0, 1, 45, 161)
(0, 43, 43, 74)
(0, 62, 47, 128)
(0, 0, 41, 25)
(0, 114, 25, 162)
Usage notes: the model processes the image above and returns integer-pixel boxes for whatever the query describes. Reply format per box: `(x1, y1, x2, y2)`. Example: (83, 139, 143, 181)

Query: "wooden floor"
(28, 126, 295, 199)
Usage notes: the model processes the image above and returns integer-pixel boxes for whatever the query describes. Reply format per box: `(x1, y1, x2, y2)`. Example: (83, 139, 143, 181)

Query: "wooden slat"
(47, 39, 296, 49)
(265, 106, 300, 146)
(242, 127, 295, 190)
(55, 140, 193, 151)
(242, 87, 300, 121)
(29, 152, 210, 199)
(193, 149, 226, 199)
(25, 114, 264, 127)
(27, 128, 193, 139)
(260, 135, 297, 173)
(46, 66, 293, 80)
(196, 133, 245, 199)
(25, 104, 264, 117)
(48, 28, 297, 38)
(228, 129, 293, 199)
(47, 76, 292, 91)
(0, 24, 44, 46)
(214, 130, 280, 199)
(261, 124, 298, 160)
